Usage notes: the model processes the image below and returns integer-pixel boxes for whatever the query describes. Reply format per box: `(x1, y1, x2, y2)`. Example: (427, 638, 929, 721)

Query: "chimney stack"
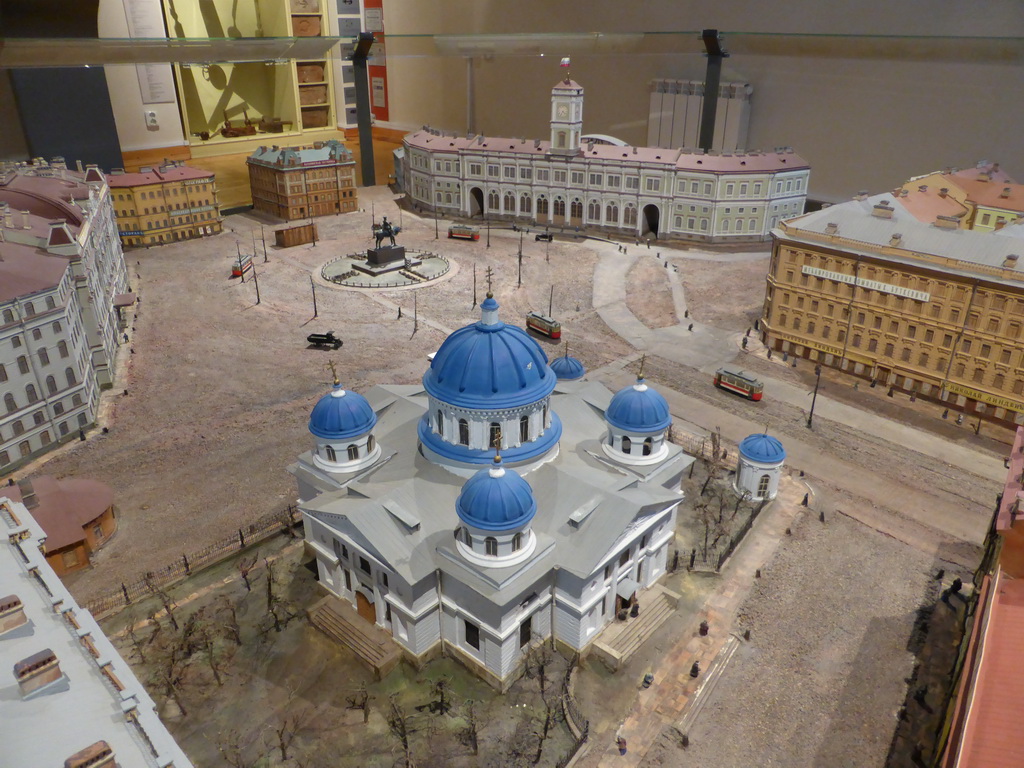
(14, 648, 62, 697)
(871, 201, 894, 219)
(934, 215, 959, 229)
(939, 187, 949, 198)
(1003, 254, 1019, 269)
(1001, 187, 1012, 199)
(889, 233, 903, 246)
(824, 222, 839, 235)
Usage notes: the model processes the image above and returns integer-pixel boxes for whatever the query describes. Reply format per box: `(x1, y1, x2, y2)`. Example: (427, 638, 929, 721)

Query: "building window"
(0, 364, 6, 382)
(359, 556, 371, 574)
(624, 205, 637, 227)
(520, 415, 529, 442)
(587, 199, 600, 222)
(884, 343, 895, 357)
(25, 384, 38, 403)
(973, 368, 985, 384)
(520, 194, 532, 214)
(65, 367, 76, 386)
(536, 196, 549, 215)
(465, 620, 480, 650)
(512, 532, 523, 551)
(757, 474, 771, 496)
(459, 419, 469, 446)
(644, 177, 661, 192)
(38, 348, 49, 366)
(570, 199, 583, 219)
(606, 203, 618, 224)
(553, 198, 566, 217)
(4, 393, 15, 413)
(868, 339, 878, 353)
(520, 615, 533, 648)
(325, 445, 336, 462)
(485, 537, 498, 556)
(643, 437, 653, 456)
(436, 410, 444, 437)
(18, 356, 29, 374)
(621, 435, 631, 454)
(347, 444, 359, 460)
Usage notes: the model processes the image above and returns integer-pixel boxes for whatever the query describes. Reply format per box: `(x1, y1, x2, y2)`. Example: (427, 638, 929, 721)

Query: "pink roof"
(950, 163, 1017, 186)
(5, 476, 114, 551)
(947, 175, 1024, 215)
(898, 187, 970, 224)
(552, 78, 583, 92)
(0, 240, 69, 303)
(404, 129, 807, 174)
(106, 165, 214, 188)
(0, 174, 87, 226)
(957, 572, 1024, 768)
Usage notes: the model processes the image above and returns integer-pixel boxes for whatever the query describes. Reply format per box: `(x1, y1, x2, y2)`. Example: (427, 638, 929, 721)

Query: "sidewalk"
(580, 476, 807, 768)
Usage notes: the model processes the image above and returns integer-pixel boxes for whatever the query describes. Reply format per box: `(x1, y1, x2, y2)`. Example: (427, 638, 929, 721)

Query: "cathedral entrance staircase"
(309, 596, 402, 679)
(590, 584, 680, 671)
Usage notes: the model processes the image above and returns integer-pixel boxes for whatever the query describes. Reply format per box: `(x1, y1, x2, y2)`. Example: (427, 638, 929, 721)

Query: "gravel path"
(664, 510, 936, 767)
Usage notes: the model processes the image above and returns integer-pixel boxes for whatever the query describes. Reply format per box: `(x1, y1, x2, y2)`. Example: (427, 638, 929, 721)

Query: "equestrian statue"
(372, 216, 401, 249)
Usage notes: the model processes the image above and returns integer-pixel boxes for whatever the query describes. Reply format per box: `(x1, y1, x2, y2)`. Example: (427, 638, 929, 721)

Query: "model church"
(291, 296, 692, 687)
(397, 72, 809, 244)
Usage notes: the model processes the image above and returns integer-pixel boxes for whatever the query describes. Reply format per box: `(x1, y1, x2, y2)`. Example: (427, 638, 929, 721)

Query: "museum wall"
(382, 0, 1024, 202)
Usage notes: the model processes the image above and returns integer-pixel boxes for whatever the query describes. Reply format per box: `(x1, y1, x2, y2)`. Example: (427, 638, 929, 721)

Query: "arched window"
(2, 309, 13, 323)
(519, 415, 529, 442)
(25, 384, 38, 403)
(4, 393, 15, 413)
(347, 444, 359, 460)
(38, 348, 49, 365)
(489, 422, 501, 448)
(32, 328, 41, 341)
(436, 410, 444, 437)
(587, 199, 600, 222)
(58, 340, 68, 358)
(326, 445, 337, 462)
(512, 532, 523, 551)
(757, 474, 771, 497)
(24, 302, 35, 317)
(504, 192, 515, 213)
(605, 203, 618, 224)
(485, 537, 498, 556)
(624, 205, 637, 227)
(556, 131, 567, 148)
(488, 190, 499, 211)
(643, 437, 653, 456)
(520, 194, 532, 214)
(19, 441, 31, 458)
(536, 196, 549, 215)
(45, 376, 57, 395)
(464, 528, 473, 546)
(570, 199, 583, 219)
(367, 434, 375, 452)
(459, 419, 470, 446)
(445, 192, 452, 204)
(542, 405, 548, 428)
(65, 367, 76, 386)
(72, 393, 82, 407)
(553, 198, 566, 217)
(621, 436, 632, 454)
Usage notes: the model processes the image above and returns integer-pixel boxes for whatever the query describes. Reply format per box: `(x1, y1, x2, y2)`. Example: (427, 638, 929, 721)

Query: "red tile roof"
(4, 476, 114, 551)
(106, 165, 214, 188)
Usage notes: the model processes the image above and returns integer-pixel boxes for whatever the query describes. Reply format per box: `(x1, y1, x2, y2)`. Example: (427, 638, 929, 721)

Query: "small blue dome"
(309, 383, 376, 440)
(456, 459, 537, 532)
(423, 296, 557, 410)
(739, 433, 786, 463)
(605, 378, 671, 432)
(550, 353, 585, 381)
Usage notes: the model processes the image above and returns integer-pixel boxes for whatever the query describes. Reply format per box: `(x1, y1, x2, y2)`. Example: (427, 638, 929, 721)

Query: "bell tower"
(550, 70, 583, 155)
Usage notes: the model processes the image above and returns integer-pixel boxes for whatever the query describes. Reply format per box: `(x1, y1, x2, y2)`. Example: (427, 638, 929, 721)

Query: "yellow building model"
(246, 140, 358, 222)
(898, 162, 1024, 233)
(762, 188, 1024, 427)
(106, 162, 222, 247)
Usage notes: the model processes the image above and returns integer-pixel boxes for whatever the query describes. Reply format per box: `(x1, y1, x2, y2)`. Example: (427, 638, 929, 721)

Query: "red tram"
(714, 366, 763, 400)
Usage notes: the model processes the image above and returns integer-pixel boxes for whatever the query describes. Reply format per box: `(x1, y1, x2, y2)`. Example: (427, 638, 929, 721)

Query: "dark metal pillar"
(352, 32, 376, 187)
(698, 29, 729, 154)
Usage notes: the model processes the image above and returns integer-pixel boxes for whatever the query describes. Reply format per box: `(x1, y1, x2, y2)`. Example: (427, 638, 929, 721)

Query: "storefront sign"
(802, 266, 930, 302)
(945, 382, 1024, 413)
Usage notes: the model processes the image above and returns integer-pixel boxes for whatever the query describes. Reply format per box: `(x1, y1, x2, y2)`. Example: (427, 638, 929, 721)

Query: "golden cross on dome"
(326, 360, 339, 385)
(485, 266, 494, 297)
(638, 353, 646, 380)
(492, 427, 502, 461)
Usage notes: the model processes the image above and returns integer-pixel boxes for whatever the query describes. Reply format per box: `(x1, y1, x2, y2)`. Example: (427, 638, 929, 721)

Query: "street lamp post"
(486, 216, 490, 248)
(806, 364, 822, 429)
(434, 207, 439, 239)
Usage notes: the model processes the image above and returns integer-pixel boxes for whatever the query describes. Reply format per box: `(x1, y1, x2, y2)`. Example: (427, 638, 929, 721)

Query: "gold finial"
(638, 354, 646, 380)
(327, 360, 339, 386)
(492, 427, 502, 462)
(563, 340, 569, 359)
(485, 266, 494, 297)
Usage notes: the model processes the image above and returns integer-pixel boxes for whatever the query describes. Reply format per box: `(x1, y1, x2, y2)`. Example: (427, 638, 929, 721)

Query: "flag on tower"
(560, 57, 571, 68)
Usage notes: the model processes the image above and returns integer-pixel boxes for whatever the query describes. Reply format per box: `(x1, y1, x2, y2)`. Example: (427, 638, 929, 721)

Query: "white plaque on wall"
(123, 0, 177, 104)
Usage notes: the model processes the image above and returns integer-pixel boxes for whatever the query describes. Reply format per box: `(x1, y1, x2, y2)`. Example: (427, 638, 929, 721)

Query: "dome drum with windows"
(308, 380, 380, 472)
(734, 432, 786, 501)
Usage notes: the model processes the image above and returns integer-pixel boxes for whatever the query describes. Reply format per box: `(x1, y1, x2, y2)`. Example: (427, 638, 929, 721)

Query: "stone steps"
(610, 593, 676, 659)
(308, 597, 401, 678)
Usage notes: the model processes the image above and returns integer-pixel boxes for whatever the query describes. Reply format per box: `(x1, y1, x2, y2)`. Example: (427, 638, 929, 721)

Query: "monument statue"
(372, 216, 401, 249)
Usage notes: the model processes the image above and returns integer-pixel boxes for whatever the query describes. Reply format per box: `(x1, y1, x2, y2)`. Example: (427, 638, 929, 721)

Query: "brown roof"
(5, 476, 113, 551)
(0, 240, 70, 303)
(957, 572, 1024, 767)
(898, 187, 970, 225)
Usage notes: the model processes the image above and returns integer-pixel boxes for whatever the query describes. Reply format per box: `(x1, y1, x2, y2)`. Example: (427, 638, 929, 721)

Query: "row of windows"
(1, 297, 58, 324)
(0, 342, 72, 381)
(3, 369, 79, 412)
(2, 392, 85, 438)
(457, 526, 525, 554)
(437, 411, 550, 446)
(322, 435, 376, 462)
(0, 412, 89, 467)
(114, 184, 211, 202)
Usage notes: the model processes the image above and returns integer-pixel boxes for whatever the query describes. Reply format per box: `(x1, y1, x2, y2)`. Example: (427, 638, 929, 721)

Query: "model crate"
(297, 63, 325, 83)
(290, 0, 320, 12)
(292, 16, 321, 36)
(301, 107, 329, 128)
(299, 85, 328, 106)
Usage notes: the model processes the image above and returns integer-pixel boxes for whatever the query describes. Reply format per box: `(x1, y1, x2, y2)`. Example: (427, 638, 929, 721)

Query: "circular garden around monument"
(322, 250, 451, 289)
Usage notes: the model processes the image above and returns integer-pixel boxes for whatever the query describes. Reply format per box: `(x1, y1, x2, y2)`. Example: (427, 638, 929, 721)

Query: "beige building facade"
(762, 191, 1024, 426)
(106, 162, 222, 248)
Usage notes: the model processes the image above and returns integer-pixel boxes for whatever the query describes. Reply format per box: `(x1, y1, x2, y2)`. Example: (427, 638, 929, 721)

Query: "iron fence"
(84, 505, 301, 621)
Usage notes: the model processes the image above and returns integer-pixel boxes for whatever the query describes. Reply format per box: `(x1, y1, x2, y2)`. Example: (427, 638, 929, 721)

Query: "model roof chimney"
(934, 215, 959, 229)
(1001, 187, 1012, 199)
(824, 222, 839, 235)
(871, 201, 894, 219)
(889, 233, 903, 246)
(1004, 254, 1019, 269)
(939, 187, 949, 198)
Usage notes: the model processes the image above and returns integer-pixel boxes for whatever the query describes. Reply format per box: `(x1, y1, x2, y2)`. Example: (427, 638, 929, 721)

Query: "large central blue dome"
(423, 296, 557, 409)
(456, 459, 537, 532)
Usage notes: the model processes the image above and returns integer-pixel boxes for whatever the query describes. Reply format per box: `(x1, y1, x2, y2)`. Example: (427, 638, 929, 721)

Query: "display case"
(162, 0, 336, 147)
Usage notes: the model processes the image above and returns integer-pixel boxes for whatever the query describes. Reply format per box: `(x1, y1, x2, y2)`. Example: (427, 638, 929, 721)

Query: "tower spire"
(327, 360, 340, 386)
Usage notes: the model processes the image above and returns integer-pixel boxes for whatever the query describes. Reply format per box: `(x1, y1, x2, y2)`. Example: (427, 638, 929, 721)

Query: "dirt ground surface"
(643, 510, 936, 767)
(675, 253, 770, 332)
(625, 256, 677, 329)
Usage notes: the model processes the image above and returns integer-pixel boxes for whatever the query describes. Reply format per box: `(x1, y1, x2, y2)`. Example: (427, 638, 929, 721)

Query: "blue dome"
(605, 378, 672, 432)
(739, 433, 786, 463)
(550, 353, 585, 381)
(456, 459, 537, 532)
(423, 296, 557, 410)
(309, 383, 376, 440)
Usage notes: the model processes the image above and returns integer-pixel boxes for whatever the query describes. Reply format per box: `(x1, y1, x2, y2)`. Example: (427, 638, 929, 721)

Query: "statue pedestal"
(367, 245, 405, 266)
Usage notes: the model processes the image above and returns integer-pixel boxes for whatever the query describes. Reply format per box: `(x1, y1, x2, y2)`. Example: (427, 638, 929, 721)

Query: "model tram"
(447, 224, 480, 241)
(713, 366, 763, 400)
(525, 312, 561, 339)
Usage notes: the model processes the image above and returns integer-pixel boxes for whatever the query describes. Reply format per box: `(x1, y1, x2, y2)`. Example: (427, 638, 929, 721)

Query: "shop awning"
(113, 293, 136, 307)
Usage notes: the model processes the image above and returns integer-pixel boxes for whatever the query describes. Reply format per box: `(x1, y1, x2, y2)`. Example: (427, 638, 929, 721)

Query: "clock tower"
(550, 77, 584, 155)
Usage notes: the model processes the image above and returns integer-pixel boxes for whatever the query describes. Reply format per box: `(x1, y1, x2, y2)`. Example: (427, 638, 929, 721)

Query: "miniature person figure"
(617, 737, 628, 755)
(688, 323, 694, 332)
(956, 413, 964, 425)
(690, 661, 700, 678)
(741, 337, 748, 350)
(766, 349, 772, 360)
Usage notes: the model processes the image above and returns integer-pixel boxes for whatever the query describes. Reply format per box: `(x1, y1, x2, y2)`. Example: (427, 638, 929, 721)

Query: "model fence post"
(238, 528, 246, 548)
(182, 554, 190, 575)
(121, 583, 130, 605)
